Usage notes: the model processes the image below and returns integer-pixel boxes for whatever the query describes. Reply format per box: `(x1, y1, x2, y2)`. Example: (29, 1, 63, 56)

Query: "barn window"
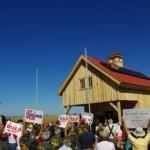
(80, 76, 93, 89)
(80, 78, 85, 89)
(88, 76, 93, 87)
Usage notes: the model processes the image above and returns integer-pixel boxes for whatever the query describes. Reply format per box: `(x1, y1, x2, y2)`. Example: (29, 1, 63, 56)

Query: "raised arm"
(122, 117, 130, 135)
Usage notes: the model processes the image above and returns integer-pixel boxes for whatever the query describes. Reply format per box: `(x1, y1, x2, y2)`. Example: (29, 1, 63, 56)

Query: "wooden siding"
(62, 62, 150, 109)
(118, 88, 150, 108)
(63, 63, 119, 106)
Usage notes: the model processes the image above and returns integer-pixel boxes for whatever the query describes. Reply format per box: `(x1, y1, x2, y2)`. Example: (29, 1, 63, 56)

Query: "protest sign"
(81, 112, 94, 125)
(113, 123, 121, 133)
(59, 115, 69, 128)
(58, 115, 80, 128)
(59, 115, 80, 123)
(69, 115, 80, 123)
(24, 109, 43, 124)
(4, 121, 23, 137)
(59, 115, 69, 122)
(123, 108, 150, 128)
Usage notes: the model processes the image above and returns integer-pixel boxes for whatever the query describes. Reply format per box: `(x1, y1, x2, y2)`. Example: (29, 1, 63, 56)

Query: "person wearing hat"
(122, 118, 150, 150)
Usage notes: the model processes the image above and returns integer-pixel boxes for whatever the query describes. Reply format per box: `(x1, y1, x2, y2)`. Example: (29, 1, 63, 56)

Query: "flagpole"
(84, 48, 91, 114)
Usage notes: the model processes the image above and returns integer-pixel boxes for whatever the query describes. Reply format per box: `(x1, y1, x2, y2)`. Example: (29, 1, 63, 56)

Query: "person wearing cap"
(122, 118, 150, 150)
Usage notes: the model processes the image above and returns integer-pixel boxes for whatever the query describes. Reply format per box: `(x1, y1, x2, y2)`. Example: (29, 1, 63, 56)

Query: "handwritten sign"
(59, 115, 69, 122)
(4, 121, 23, 137)
(81, 112, 94, 125)
(123, 109, 150, 128)
(59, 115, 69, 128)
(24, 109, 43, 124)
(68, 115, 80, 123)
(59, 115, 79, 123)
(58, 115, 80, 128)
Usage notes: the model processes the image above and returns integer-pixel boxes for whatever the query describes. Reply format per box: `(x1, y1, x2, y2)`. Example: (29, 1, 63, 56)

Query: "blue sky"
(0, 0, 150, 116)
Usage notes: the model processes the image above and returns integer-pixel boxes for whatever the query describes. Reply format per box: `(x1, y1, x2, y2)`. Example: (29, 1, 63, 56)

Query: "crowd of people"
(0, 114, 150, 150)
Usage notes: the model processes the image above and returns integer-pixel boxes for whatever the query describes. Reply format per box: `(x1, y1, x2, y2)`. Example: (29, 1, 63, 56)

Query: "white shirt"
(96, 141, 116, 150)
(8, 134, 16, 144)
(58, 145, 72, 150)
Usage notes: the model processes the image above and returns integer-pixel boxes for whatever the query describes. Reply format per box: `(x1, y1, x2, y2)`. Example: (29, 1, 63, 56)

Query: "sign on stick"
(4, 121, 23, 137)
(123, 109, 150, 128)
(24, 109, 43, 124)
(81, 112, 94, 125)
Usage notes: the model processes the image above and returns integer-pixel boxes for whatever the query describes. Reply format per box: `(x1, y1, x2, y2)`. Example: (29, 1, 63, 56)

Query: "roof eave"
(120, 82, 150, 91)
(57, 55, 121, 96)
(57, 55, 84, 96)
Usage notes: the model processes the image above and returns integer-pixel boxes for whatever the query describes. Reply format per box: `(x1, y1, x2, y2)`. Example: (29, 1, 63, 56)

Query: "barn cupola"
(108, 51, 124, 67)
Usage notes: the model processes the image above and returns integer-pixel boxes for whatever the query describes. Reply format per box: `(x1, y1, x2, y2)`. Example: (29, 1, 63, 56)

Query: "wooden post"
(64, 106, 72, 114)
(109, 101, 121, 124)
(110, 102, 118, 112)
(117, 101, 121, 124)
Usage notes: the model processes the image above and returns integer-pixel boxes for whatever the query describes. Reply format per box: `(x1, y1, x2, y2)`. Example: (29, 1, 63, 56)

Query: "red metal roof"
(86, 55, 150, 88)
(108, 51, 123, 58)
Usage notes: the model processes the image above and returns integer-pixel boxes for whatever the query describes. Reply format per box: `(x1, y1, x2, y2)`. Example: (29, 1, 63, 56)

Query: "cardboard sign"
(59, 115, 69, 122)
(59, 115, 69, 128)
(81, 112, 94, 125)
(24, 109, 43, 124)
(59, 115, 80, 123)
(58, 115, 80, 128)
(123, 109, 150, 128)
(112, 123, 121, 133)
(68, 115, 80, 123)
(4, 121, 23, 137)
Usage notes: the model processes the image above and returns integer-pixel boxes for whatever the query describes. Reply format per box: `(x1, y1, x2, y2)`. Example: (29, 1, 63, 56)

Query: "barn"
(58, 52, 150, 123)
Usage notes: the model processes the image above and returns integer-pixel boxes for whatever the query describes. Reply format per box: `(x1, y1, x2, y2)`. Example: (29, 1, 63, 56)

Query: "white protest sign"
(58, 115, 80, 128)
(24, 109, 43, 124)
(68, 115, 80, 123)
(81, 112, 94, 125)
(113, 123, 121, 133)
(123, 109, 150, 128)
(59, 115, 69, 128)
(59, 115, 69, 122)
(4, 121, 23, 137)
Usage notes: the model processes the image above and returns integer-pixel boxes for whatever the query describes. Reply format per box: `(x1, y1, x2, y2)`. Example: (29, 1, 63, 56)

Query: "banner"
(4, 121, 23, 137)
(81, 112, 94, 125)
(59, 115, 79, 123)
(58, 115, 80, 128)
(58, 115, 69, 128)
(24, 109, 43, 124)
(123, 109, 150, 128)
(68, 115, 80, 123)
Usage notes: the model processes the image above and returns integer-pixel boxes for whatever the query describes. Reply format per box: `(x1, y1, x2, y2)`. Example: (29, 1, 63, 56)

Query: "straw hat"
(133, 127, 145, 137)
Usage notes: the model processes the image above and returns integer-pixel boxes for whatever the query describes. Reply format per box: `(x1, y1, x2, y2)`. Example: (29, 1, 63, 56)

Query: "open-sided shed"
(58, 52, 150, 123)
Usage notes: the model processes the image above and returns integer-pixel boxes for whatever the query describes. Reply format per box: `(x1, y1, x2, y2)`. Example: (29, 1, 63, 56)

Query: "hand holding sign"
(123, 109, 150, 128)
(24, 109, 43, 124)
(4, 121, 23, 137)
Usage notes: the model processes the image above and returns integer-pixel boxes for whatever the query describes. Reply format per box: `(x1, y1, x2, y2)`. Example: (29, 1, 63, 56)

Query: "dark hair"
(0, 115, 6, 126)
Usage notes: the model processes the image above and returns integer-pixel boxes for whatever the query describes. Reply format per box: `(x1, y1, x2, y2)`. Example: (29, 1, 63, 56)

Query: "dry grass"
(8, 115, 59, 123)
